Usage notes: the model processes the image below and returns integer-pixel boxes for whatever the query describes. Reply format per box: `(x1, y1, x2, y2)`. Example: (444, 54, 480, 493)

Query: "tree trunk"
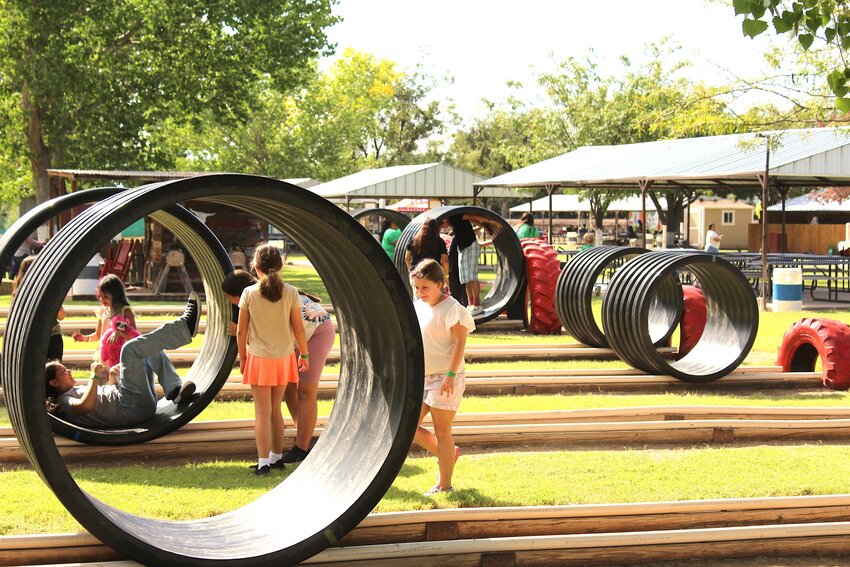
(23, 83, 51, 210)
(651, 191, 684, 247)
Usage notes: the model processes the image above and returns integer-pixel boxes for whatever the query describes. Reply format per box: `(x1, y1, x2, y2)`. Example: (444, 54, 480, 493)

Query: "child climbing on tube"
(46, 294, 199, 428)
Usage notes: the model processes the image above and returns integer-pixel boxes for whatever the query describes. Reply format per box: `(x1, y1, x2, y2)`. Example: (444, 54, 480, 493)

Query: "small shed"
(688, 198, 755, 250)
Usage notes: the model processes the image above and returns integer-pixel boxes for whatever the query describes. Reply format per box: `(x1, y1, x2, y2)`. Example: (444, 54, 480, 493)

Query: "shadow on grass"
(70, 460, 299, 490)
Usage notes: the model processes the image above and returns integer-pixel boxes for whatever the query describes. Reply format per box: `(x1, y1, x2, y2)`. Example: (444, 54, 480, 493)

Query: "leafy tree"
(534, 42, 744, 240)
(0, 0, 338, 206)
(166, 49, 445, 181)
(452, 41, 788, 240)
(732, 0, 850, 110)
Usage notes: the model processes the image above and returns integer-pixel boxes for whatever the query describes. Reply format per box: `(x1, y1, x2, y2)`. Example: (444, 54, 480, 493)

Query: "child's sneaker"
(180, 292, 201, 337)
(249, 460, 285, 471)
(281, 445, 310, 463)
(423, 484, 454, 496)
(167, 381, 196, 405)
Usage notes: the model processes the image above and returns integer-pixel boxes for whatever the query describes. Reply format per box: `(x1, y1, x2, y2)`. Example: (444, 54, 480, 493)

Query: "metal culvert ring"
(2, 174, 423, 566)
(393, 205, 525, 324)
(555, 246, 681, 348)
(351, 207, 412, 231)
(0, 187, 123, 272)
(602, 251, 758, 382)
(1, 186, 236, 445)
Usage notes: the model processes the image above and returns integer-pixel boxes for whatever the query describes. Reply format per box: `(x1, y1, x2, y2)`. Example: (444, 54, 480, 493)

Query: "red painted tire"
(521, 239, 562, 334)
(776, 318, 850, 390)
(677, 285, 707, 359)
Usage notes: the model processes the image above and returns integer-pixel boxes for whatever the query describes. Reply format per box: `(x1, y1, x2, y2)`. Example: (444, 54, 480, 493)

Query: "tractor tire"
(521, 239, 562, 334)
(776, 318, 850, 390)
(677, 285, 707, 359)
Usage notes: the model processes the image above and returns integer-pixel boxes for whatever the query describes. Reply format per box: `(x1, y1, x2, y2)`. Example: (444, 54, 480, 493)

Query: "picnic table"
(721, 253, 850, 302)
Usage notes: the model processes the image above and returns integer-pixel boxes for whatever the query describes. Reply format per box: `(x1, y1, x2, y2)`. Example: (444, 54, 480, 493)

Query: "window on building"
(722, 211, 735, 225)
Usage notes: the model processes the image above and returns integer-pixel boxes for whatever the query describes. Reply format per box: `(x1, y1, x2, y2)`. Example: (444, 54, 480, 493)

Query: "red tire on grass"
(776, 318, 850, 390)
(677, 285, 707, 359)
(521, 239, 562, 335)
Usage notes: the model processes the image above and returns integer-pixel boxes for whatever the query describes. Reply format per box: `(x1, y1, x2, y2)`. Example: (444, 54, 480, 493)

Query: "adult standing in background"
(704, 223, 722, 254)
(9, 233, 44, 279)
(446, 216, 478, 308)
(379, 219, 402, 259)
(515, 212, 541, 239)
(405, 219, 449, 276)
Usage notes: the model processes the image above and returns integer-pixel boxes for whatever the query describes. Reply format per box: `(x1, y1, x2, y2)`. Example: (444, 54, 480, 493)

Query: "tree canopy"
(733, 0, 850, 110)
(0, 0, 338, 205)
(450, 42, 752, 238)
(167, 49, 445, 181)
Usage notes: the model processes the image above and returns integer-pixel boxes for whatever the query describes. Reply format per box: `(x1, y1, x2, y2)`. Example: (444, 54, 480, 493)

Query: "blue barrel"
(772, 267, 803, 312)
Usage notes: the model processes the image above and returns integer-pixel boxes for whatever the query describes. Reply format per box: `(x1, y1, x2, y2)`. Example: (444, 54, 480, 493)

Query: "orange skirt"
(242, 352, 299, 386)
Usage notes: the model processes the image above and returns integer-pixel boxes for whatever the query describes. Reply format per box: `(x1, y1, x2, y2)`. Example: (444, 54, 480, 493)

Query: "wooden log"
(7, 498, 850, 565)
(7, 414, 850, 464)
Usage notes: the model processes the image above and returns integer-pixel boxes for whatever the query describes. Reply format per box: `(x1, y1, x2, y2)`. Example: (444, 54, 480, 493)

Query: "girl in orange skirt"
(238, 244, 309, 475)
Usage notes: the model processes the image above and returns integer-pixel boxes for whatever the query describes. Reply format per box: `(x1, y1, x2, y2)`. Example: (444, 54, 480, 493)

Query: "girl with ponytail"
(238, 244, 309, 475)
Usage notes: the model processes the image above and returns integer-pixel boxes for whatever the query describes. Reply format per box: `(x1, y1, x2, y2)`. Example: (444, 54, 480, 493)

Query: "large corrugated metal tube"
(393, 205, 525, 324)
(555, 246, 681, 348)
(602, 251, 758, 382)
(351, 207, 412, 231)
(1, 186, 238, 446)
(1, 174, 423, 566)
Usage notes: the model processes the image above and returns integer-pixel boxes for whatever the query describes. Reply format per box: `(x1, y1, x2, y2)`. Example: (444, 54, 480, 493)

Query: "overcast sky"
(323, 0, 777, 124)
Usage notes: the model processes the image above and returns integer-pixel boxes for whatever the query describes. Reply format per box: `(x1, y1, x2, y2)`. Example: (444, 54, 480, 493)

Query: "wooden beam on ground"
(7, 501, 850, 566)
(1, 405, 847, 464)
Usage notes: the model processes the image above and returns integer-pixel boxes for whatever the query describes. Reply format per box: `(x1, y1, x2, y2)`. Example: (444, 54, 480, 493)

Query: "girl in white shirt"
(410, 259, 475, 495)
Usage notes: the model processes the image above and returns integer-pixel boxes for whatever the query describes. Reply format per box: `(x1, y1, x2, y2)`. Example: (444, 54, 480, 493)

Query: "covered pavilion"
(475, 126, 850, 308)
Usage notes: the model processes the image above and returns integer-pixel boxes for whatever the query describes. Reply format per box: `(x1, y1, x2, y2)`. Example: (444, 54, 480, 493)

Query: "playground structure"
(393, 205, 527, 324)
(0, 187, 236, 446)
(4, 184, 846, 564)
(1, 175, 424, 566)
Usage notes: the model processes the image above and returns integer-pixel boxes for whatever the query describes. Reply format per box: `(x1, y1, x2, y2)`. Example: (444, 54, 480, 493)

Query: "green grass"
(4, 444, 850, 535)
(3, 262, 850, 537)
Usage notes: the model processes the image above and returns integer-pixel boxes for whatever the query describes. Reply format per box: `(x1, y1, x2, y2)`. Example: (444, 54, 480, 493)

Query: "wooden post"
(779, 185, 788, 253)
(639, 180, 652, 249)
(546, 184, 556, 244)
(472, 186, 483, 206)
(758, 134, 771, 312)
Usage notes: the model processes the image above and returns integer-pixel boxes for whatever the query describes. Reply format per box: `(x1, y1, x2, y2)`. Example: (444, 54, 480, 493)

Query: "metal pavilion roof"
(508, 193, 670, 213)
(312, 162, 524, 199)
(476, 127, 850, 191)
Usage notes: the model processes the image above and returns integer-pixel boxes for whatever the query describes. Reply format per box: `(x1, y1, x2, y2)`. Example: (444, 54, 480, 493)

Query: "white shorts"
(423, 372, 465, 411)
